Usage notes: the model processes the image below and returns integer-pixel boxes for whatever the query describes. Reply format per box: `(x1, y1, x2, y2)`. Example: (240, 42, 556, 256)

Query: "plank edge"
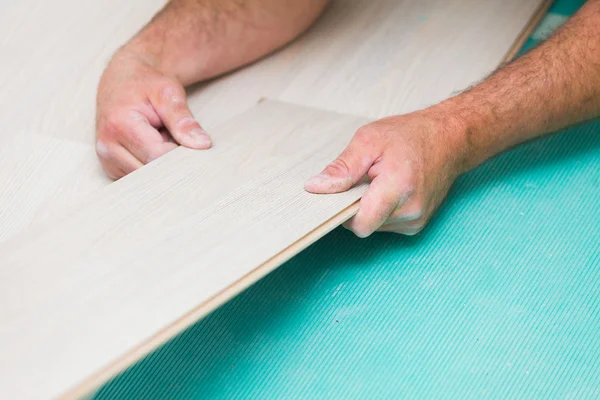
(502, 0, 553, 62)
(63, 202, 360, 399)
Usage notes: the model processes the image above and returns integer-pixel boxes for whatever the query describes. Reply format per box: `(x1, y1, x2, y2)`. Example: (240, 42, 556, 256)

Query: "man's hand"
(305, 111, 467, 237)
(96, 51, 210, 179)
(95, 0, 329, 179)
(307, 1, 600, 237)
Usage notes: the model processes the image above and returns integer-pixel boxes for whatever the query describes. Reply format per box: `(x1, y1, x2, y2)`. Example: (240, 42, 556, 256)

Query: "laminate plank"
(0, 101, 369, 400)
(0, 0, 545, 144)
(0, 134, 110, 243)
(0, 0, 165, 142)
(189, 0, 548, 128)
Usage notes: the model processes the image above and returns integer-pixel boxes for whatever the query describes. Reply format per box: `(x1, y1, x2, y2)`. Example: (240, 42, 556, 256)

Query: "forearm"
(124, 0, 329, 86)
(434, 0, 600, 171)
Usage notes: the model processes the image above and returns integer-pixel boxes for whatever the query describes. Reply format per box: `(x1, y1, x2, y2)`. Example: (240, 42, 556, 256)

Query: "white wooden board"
(0, 101, 369, 399)
(0, 0, 165, 142)
(0, 134, 110, 243)
(189, 0, 547, 128)
(0, 0, 545, 144)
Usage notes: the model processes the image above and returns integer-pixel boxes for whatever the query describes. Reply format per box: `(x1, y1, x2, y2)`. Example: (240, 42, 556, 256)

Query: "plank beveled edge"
(64, 2, 552, 397)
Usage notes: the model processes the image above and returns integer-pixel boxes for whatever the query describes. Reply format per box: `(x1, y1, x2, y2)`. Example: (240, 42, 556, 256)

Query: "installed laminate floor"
(0, 0, 545, 144)
(0, 134, 110, 242)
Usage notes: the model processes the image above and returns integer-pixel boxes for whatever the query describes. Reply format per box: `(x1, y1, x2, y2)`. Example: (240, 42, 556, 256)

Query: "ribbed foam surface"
(95, 1, 598, 398)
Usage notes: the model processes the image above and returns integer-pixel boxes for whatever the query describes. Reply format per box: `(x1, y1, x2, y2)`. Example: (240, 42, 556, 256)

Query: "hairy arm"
(126, 0, 330, 86)
(97, 0, 329, 179)
(306, 1, 600, 237)
(443, 0, 600, 170)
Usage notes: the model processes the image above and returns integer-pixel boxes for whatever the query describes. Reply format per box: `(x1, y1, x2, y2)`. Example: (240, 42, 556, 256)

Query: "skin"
(96, 0, 329, 179)
(99, 0, 600, 237)
(305, 0, 600, 236)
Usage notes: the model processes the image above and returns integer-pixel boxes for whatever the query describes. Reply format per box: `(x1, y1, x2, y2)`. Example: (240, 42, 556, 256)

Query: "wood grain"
(0, 101, 369, 400)
(0, 0, 544, 144)
(0, 0, 165, 142)
(189, 0, 548, 129)
(0, 134, 110, 243)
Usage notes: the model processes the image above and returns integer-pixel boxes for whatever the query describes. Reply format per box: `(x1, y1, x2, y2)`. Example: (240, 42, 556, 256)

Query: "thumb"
(305, 130, 380, 194)
(149, 80, 212, 149)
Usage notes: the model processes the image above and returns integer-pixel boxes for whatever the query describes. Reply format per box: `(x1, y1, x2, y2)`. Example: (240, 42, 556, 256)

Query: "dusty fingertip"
(189, 128, 212, 149)
(305, 173, 354, 194)
(304, 173, 330, 192)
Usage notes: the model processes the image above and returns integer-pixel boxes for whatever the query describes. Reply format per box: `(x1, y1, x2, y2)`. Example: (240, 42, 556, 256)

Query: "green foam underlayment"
(95, 1, 598, 398)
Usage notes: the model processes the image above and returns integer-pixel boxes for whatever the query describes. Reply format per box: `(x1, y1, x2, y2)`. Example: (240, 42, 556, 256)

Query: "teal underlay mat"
(95, 1, 598, 398)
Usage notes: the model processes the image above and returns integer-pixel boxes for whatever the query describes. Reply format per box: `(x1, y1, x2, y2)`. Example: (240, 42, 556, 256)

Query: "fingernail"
(305, 173, 331, 188)
(190, 128, 212, 148)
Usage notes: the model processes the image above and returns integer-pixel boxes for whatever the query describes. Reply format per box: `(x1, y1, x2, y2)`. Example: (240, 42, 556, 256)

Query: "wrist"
(113, 45, 160, 69)
(119, 5, 209, 85)
(432, 91, 503, 174)
(422, 101, 475, 177)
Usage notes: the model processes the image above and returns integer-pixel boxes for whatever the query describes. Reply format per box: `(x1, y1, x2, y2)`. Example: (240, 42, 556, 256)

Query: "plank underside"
(0, 0, 549, 398)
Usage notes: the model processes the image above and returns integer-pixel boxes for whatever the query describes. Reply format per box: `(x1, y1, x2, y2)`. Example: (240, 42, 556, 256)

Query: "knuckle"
(127, 110, 147, 125)
(100, 113, 124, 137)
(159, 81, 185, 104)
(396, 169, 419, 197)
(127, 131, 147, 155)
(405, 202, 426, 221)
(325, 158, 352, 176)
(355, 125, 378, 142)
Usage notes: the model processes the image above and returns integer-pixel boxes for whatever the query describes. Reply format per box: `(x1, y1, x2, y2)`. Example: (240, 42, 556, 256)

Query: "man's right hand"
(95, 50, 212, 179)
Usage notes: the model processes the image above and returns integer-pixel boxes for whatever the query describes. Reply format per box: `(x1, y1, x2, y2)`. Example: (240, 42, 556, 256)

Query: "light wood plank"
(0, 101, 369, 400)
(0, 134, 110, 243)
(189, 0, 547, 128)
(0, 0, 545, 144)
(0, 0, 165, 142)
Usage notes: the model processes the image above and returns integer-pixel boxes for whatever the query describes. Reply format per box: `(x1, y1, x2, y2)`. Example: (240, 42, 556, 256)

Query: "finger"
(149, 82, 211, 149)
(118, 111, 179, 164)
(383, 197, 425, 224)
(96, 140, 144, 179)
(345, 160, 413, 238)
(305, 127, 382, 194)
(376, 221, 423, 236)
